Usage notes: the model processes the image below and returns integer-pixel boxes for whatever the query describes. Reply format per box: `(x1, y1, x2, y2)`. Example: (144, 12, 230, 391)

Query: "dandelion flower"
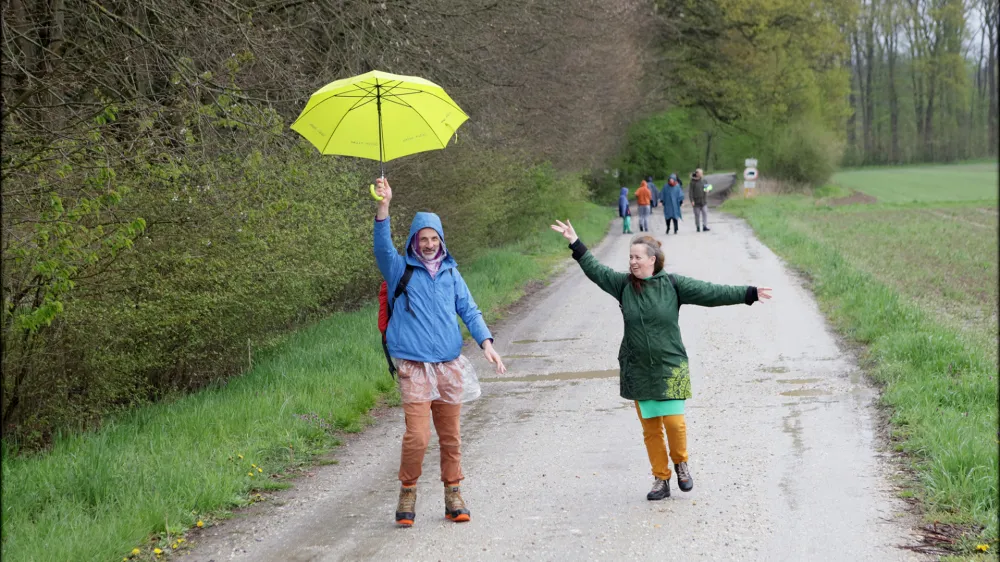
(197, 520, 204, 528)
(251, 464, 257, 468)
(177, 538, 186, 544)
(977, 544, 990, 552)
(238, 454, 244, 460)
(131, 548, 140, 556)
(258, 468, 263, 473)
(248, 471, 253, 477)
(172, 543, 179, 549)
(154, 548, 163, 555)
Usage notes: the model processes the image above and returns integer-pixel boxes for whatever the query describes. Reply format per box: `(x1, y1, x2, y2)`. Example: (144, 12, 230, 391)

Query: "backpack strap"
(382, 264, 416, 379)
(391, 265, 416, 315)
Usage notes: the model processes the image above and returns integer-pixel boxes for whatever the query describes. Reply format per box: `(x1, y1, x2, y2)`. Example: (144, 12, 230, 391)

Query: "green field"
(832, 162, 998, 203)
(0, 202, 614, 562)
(725, 162, 999, 556)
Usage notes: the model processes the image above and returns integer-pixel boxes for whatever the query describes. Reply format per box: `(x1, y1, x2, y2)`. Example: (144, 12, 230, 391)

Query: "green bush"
(767, 119, 843, 186)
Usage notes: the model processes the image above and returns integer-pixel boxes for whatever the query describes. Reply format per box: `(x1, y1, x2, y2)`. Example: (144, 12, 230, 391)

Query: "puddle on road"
(761, 365, 790, 373)
(482, 369, 619, 383)
(776, 378, 823, 385)
(780, 388, 833, 397)
(512, 338, 581, 344)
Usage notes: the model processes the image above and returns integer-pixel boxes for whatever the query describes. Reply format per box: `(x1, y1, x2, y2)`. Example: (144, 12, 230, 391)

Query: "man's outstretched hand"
(482, 340, 506, 374)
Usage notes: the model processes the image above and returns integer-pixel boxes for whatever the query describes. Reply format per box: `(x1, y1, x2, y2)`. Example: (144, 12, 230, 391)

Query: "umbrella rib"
(383, 95, 451, 152)
(380, 81, 469, 117)
(320, 92, 378, 154)
(292, 86, 371, 129)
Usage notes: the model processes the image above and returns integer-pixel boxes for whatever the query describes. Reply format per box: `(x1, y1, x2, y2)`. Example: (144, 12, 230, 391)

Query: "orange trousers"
(635, 403, 688, 481)
(399, 401, 463, 485)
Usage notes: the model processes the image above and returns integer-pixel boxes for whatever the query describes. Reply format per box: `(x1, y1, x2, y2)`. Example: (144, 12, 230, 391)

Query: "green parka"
(570, 240, 757, 401)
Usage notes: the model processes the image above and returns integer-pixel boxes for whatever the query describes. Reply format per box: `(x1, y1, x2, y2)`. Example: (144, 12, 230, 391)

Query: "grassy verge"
(0, 201, 613, 562)
(724, 193, 998, 555)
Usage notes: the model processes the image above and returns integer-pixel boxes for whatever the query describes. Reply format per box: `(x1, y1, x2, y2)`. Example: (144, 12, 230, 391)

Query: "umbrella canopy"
(290, 70, 468, 171)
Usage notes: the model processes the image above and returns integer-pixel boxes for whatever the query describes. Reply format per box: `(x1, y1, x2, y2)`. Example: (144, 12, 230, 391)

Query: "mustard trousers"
(635, 402, 688, 480)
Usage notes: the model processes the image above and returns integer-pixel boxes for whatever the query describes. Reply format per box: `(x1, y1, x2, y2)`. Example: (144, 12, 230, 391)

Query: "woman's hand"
(550, 220, 579, 245)
(758, 287, 773, 301)
(374, 177, 392, 220)
(482, 340, 506, 374)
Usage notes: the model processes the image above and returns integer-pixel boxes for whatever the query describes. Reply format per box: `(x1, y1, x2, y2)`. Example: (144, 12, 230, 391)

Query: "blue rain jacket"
(662, 176, 685, 220)
(374, 212, 492, 362)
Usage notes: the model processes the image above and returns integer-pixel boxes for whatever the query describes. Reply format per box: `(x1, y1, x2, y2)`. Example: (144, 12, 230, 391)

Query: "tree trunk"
(863, 13, 876, 161)
(704, 131, 713, 173)
(987, 0, 999, 155)
(924, 73, 936, 161)
(887, 31, 900, 162)
(852, 30, 870, 163)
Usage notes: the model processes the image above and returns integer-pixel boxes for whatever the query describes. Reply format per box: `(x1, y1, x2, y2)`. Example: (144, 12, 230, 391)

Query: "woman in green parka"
(550, 220, 772, 500)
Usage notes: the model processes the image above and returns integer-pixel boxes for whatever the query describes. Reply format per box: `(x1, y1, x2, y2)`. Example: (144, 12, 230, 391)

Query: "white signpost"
(743, 158, 759, 196)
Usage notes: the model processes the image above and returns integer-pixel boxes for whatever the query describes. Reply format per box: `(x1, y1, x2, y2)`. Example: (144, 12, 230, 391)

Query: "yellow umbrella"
(291, 70, 468, 181)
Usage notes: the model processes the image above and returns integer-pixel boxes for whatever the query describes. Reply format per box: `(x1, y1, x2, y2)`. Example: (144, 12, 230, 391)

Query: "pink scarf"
(411, 238, 445, 278)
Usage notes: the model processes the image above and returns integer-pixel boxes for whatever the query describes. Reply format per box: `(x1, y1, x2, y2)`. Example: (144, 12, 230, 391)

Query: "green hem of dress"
(637, 399, 685, 419)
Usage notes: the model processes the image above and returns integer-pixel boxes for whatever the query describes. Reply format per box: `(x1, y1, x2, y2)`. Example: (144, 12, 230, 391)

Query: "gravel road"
(178, 180, 924, 561)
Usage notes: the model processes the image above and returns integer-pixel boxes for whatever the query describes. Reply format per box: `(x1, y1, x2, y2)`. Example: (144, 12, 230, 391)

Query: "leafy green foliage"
(767, 118, 844, 185)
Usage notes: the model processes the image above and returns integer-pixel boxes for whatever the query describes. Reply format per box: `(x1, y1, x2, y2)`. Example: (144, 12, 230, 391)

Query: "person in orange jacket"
(635, 180, 653, 232)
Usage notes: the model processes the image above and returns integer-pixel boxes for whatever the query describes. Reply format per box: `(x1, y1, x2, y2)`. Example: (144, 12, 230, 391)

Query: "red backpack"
(378, 265, 414, 376)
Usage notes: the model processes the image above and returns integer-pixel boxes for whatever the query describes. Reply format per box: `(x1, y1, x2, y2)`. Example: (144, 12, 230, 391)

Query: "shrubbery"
(766, 119, 843, 187)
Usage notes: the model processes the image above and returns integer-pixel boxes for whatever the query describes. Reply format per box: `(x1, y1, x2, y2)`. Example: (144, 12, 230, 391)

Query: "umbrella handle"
(369, 172, 388, 201)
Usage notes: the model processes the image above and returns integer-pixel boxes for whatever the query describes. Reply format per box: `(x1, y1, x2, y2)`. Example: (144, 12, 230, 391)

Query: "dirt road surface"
(179, 181, 923, 561)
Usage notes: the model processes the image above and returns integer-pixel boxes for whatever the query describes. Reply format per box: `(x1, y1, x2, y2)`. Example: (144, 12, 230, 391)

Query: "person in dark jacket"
(549, 220, 772, 500)
(374, 178, 506, 527)
(689, 168, 710, 232)
(646, 176, 660, 209)
(661, 174, 684, 234)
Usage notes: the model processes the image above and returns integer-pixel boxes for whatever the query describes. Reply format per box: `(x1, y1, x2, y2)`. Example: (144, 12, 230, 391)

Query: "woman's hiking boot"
(675, 462, 694, 492)
(444, 485, 471, 522)
(395, 485, 417, 527)
(646, 478, 670, 500)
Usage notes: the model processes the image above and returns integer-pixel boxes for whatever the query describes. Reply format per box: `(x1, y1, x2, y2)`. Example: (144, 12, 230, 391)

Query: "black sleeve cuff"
(569, 239, 588, 261)
(745, 286, 758, 305)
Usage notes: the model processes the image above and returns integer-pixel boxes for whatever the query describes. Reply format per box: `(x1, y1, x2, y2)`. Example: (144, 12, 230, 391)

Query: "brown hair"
(628, 235, 665, 293)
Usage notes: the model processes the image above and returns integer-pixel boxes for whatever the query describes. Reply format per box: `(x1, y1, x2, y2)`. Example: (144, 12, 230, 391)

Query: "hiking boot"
(395, 485, 417, 527)
(646, 478, 670, 501)
(444, 485, 471, 522)
(702, 226, 711, 232)
(696, 226, 701, 232)
(675, 462, 694, 492)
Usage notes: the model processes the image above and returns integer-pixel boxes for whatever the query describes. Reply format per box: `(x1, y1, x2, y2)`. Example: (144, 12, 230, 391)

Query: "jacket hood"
(620, 187, 629, 197)
(668, 173, 678, 180)
(406, 212, 453, 267)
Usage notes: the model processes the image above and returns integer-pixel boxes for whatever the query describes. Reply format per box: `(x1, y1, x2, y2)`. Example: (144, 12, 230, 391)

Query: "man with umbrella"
(292, 71, 505, 527)
(373, 178, 506, 527)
